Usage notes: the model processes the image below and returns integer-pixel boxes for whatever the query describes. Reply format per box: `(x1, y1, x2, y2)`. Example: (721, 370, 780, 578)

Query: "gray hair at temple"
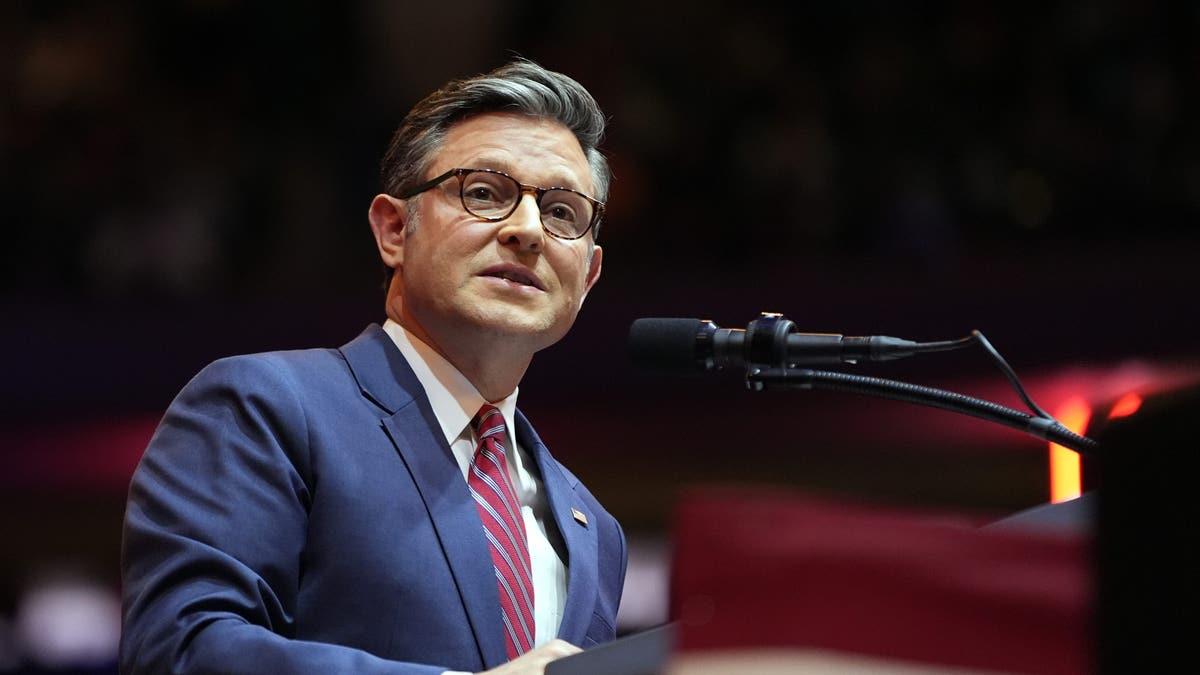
(380, 60, 611, 232)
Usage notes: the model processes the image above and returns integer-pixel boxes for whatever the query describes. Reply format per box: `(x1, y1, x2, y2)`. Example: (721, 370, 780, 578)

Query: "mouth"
(480, 265, 545, 291)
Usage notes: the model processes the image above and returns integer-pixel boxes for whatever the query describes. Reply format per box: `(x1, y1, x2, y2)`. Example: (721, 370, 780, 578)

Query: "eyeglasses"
(397, 168, 605, 240)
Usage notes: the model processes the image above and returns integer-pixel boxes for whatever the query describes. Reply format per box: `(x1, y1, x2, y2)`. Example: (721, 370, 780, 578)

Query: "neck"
(387, 301, 533, 403)
(447, 347, 531, 403)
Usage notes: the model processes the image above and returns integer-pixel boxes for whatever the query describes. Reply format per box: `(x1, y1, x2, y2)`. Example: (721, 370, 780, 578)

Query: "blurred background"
(2, 1, 1198, 672)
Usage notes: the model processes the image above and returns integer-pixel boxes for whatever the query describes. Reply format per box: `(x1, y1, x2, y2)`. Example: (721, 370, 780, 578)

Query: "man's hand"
(477, 640, 582, 675)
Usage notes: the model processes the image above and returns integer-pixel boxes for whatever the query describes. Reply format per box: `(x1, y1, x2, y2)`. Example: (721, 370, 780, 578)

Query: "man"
(119, 60, 626, 674)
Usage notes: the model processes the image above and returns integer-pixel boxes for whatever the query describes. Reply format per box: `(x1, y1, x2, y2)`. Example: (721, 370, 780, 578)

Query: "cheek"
(553, 255, 593, 307)
(559, 248, 592, 282)
(414, 229, 473, 283)
(402, 241, 452, 299)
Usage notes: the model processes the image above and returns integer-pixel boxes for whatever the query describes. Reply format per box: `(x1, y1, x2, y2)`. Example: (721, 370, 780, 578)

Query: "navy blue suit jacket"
(120, 324, 627, 674)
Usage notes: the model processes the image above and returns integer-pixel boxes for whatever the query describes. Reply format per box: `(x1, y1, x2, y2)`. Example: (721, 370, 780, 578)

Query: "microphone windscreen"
(628, 318, 704, 374)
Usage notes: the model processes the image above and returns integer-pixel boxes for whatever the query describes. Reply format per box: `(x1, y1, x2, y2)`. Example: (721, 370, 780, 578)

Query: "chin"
(477, 311, 572, 348)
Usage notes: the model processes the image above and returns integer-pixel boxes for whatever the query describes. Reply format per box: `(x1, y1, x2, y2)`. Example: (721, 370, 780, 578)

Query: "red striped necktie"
(469, 404, 535, 658)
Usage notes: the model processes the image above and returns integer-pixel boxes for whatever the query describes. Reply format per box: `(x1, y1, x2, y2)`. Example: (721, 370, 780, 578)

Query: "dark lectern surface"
(545, 623, 675, 675)
(984, 491, 1096, 534)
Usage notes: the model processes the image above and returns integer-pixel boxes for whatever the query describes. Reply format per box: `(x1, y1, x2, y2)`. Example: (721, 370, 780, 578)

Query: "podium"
(549, 383, 1195, 673)
(1091, 383, 1199, 674)
(667, 489, 1093, 675)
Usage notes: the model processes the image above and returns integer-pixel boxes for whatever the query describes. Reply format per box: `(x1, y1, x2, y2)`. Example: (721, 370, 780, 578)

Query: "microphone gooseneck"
(627, 312, 1099, 456)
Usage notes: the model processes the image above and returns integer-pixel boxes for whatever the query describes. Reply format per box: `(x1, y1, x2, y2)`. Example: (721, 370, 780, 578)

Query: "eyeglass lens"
(460, 171, 594, 238)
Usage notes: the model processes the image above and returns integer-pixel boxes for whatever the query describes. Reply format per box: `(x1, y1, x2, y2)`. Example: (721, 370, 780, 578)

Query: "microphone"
(629, 313, 922, 374)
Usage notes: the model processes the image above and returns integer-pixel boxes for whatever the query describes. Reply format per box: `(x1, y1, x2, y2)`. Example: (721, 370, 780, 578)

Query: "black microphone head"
(628, 318, 707, 375)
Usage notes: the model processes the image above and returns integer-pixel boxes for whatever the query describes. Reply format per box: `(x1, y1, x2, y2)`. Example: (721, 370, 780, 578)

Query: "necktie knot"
(472, 404, 506, 445)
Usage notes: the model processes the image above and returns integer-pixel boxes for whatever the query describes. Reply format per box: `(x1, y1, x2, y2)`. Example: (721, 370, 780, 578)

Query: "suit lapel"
(341, 325, 508, 669)
(515, 412, 599, 646)
(381, 407, 508, 668)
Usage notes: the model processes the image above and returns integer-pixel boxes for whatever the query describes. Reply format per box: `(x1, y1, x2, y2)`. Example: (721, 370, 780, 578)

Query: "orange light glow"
(1108, 392, 1143, 419)
(1050, 397, 1091, 503)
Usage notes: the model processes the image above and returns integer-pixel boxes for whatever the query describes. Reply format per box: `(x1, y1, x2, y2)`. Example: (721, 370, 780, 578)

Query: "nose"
(496, 192, 544, 252)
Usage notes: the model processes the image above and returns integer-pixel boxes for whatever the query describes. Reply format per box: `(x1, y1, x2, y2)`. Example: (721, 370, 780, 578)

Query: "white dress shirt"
(381, 320, 568, 664)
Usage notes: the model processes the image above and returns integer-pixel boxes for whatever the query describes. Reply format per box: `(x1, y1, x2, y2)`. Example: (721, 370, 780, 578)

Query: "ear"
(579, 244, 603, 306)
(368, 194, 409, 270)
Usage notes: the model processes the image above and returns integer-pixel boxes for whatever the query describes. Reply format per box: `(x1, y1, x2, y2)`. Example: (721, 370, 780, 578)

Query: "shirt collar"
(381, 319, 519, 446)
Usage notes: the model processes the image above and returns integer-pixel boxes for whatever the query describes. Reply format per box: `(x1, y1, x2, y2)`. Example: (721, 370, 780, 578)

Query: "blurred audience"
(2, 1, 1195, 300)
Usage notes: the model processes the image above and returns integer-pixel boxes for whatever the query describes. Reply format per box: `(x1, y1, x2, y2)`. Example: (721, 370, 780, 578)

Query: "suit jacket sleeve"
(119, 354, 448, 675)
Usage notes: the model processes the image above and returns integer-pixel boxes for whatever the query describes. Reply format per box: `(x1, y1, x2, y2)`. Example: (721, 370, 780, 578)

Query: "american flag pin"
(571, 508, 588, 526)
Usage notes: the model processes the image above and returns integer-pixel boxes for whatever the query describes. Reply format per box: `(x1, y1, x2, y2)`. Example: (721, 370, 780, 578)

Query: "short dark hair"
(381, 59, 610, 204)
(377, 60, 609, 288)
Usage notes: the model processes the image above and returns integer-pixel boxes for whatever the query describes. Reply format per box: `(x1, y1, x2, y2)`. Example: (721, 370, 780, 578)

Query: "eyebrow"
(467, 158, 588, 194)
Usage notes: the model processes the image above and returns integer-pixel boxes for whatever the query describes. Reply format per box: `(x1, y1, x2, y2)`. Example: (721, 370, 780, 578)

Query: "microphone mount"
(725, 312, 796, 369)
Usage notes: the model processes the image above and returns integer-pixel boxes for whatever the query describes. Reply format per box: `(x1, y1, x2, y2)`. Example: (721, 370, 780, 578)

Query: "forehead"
(434, 112, 594, 194)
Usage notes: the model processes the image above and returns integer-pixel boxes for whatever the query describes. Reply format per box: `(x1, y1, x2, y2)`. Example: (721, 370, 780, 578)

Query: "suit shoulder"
(206, 345, 346, 376)
(191, 346, 349, 392)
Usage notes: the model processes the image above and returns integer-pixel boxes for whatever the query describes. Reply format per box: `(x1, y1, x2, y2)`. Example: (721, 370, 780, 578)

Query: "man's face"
(394, 112, 603, 357)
